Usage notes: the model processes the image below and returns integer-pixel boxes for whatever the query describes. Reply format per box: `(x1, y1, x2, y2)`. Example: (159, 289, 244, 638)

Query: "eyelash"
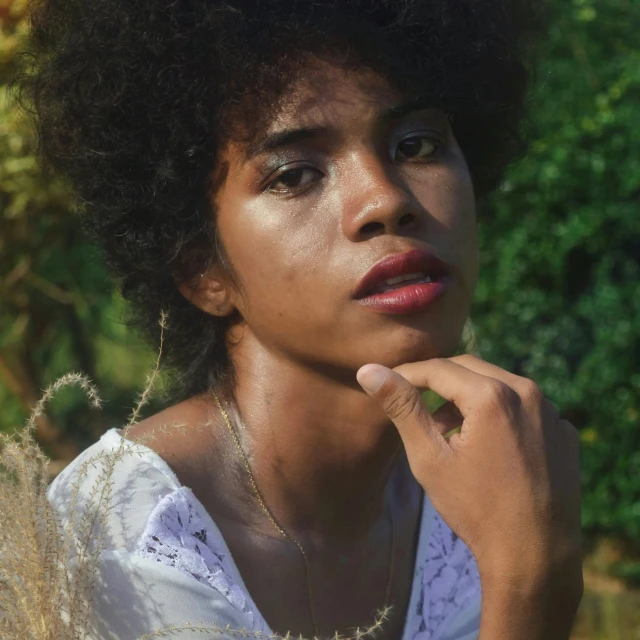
(264, 133, 443, 195)
(265, 165, 322, 195)
(395, 133, 442, 162)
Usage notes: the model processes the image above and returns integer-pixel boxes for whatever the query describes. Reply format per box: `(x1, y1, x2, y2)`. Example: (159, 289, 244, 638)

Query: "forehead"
(218, 60, 408, 172)
(260, 60, 404, 133)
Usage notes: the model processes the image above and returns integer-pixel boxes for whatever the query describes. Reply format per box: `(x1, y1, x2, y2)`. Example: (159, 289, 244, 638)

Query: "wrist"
(478, 561, 584, 640)
(476, 539, 583, 596)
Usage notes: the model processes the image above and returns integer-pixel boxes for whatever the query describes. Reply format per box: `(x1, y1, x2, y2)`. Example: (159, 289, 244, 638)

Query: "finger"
(356, 364, 446, 459)
(448, 354, 536, 396)
(449, 354, 556, 415)
(392, 357, 515, 420)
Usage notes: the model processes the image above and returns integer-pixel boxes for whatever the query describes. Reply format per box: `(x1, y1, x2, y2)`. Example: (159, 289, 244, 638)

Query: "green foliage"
(0, 4, 156, 455)
(473, 0, 640, 544)
(613, 560, 640, 587)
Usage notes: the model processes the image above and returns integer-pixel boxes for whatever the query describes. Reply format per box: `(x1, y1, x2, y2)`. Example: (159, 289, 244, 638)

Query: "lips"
(353, 248, 451, 300)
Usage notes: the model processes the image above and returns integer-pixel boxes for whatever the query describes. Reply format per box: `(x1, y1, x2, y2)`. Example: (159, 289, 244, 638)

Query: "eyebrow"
(245, 127, 329, 161)
(380, 97, 432, 121)
(244, 98, 433, 161)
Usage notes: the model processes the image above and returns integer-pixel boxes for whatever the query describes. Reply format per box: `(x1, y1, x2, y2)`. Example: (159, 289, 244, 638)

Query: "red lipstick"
(353, 248, 452, 315)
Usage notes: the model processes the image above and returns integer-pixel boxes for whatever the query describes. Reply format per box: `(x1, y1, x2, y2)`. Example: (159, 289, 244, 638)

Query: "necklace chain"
(212, 388, 395, 637)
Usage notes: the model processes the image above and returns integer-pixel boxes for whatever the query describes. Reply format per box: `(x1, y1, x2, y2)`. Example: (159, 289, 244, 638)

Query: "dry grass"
(0, 372, 103, 639)
(0, 313, 392, 640)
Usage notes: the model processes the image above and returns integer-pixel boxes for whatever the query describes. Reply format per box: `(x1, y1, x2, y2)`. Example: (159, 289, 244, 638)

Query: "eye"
(395, 135, 440, 162)
(266, 167, 322, 193)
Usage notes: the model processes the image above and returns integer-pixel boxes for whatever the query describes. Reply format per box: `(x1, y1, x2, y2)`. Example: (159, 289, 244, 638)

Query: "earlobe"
(178, 268, 236, 317)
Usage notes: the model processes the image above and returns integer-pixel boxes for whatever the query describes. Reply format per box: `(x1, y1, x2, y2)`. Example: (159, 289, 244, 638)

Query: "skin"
(127, 61, 582, 639)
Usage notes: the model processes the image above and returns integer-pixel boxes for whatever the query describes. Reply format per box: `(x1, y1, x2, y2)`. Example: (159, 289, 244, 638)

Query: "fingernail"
(357, 365, 389, 394)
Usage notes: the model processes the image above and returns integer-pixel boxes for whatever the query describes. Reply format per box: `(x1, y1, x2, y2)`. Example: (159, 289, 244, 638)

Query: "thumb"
(356, 364, 447, 459)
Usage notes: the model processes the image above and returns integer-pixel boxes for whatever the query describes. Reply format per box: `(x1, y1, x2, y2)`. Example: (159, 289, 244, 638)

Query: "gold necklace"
(212, 389, 395, 637)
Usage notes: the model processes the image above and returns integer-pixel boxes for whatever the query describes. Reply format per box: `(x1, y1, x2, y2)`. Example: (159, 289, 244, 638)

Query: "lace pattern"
(408, 513, 481, 639)
(136, 488, 264, 632)
(136, 489, 480, 639)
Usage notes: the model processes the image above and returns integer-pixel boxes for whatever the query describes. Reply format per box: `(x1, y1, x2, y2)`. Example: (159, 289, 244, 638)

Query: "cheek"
(412, 154, 475, 223)
(442, 169, 478, 274)
(218, 196, 333, 312)
(412, 158, 477, 245)
(421, 174, 477, 292)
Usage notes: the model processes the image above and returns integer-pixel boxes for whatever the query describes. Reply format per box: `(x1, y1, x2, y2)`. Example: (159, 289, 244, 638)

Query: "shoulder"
(48, 428, 182, 551)
(47, 426, 267, 635)
(121, 394, 217, 488)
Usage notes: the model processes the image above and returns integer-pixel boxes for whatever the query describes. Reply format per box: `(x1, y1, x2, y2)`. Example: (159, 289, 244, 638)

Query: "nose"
(341, 152, 424, 241)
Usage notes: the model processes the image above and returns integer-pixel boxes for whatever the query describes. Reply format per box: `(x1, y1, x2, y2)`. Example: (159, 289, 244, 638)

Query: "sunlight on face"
(213, 60, 478, 374)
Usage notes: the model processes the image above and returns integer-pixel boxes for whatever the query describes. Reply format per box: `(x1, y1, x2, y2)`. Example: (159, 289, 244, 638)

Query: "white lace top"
(48, 429, 481, 640)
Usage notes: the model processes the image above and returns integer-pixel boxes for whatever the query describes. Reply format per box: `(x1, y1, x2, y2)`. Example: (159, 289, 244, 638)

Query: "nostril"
(398, 213, 416, 227)
(360, 221, 385, 237)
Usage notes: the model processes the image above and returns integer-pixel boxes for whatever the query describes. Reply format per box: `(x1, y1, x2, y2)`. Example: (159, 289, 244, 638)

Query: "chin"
(362, 328, 463, 369)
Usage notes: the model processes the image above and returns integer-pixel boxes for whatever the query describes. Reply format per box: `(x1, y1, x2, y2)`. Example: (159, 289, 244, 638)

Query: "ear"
(178, 264, 237, 317)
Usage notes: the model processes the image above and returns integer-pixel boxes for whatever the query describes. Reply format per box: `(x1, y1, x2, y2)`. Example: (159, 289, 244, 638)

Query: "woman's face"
(213, 62, 478, 375)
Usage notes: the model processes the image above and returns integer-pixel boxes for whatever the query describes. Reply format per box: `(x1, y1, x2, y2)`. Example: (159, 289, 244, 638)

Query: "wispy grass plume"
(0, 372, 103, 640)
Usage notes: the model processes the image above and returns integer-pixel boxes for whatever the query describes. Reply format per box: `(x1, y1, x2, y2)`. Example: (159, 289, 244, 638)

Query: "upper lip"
(352, 248, 451, 299)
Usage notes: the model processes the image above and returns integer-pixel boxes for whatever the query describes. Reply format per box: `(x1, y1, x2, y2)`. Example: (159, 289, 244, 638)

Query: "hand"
(356, 355, 583, 595)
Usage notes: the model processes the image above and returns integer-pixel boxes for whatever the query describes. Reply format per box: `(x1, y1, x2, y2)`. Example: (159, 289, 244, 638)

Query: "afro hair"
(16, 0, 544, 401)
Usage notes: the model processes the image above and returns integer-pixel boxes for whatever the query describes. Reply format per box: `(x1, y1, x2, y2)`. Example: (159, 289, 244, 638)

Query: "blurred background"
(1, 0, 639, 637)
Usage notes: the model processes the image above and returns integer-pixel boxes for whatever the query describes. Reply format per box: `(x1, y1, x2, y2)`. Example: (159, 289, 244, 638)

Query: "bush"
(473, 0, 640, 544)
(0, 2, 155, 458)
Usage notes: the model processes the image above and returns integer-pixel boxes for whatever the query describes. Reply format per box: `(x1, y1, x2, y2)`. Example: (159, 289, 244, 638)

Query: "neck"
(218, 337, 409, 547)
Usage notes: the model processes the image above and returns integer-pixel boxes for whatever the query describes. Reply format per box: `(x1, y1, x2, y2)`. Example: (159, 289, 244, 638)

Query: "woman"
(21, 1, 583, 638)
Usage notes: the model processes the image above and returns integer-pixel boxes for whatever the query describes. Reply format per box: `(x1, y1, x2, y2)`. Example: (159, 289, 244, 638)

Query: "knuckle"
(384, 386, 422, 423)
(520, 378, 545, 407)
(482, 379, 519, 410)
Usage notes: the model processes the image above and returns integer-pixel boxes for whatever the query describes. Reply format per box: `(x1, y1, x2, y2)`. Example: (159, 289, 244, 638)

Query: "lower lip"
(355, 277, 451, 314)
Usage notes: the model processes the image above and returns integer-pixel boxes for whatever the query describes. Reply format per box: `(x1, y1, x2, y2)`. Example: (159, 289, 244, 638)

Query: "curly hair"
(16, 0, 544, 402)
